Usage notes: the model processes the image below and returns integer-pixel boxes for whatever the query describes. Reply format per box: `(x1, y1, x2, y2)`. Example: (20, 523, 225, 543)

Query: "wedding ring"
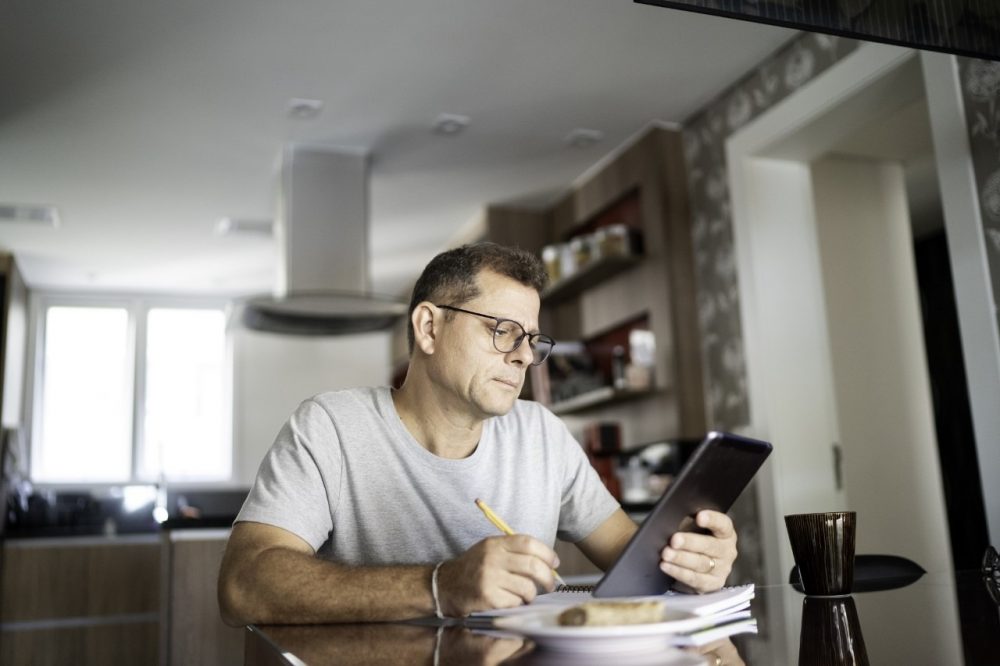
(707, 556, 717, 572)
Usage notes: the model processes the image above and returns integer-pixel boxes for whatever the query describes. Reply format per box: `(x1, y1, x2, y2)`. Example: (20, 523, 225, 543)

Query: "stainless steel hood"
(241, 145, 407, 335)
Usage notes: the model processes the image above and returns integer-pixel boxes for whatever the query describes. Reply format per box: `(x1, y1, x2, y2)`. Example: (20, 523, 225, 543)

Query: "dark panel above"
(637, 0, 1000, 60)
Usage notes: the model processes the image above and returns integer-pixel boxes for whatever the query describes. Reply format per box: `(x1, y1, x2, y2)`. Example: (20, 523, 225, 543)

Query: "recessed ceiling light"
(287, 98, 324, 119)
(215, 217, 274, 236)
(432, 113, 470, 136)
(565, 128, 605, 148)
(0, 203, 60, 226)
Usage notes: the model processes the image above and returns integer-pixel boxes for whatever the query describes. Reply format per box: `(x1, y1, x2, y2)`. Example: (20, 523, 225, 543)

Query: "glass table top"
(247, 570, 1000, 665)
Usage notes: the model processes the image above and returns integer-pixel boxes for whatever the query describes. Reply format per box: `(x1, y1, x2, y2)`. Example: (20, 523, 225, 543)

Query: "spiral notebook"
(468, 583, 755, 621)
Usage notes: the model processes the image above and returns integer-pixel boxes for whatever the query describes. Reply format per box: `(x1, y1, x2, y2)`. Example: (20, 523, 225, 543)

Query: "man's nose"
(508, 337, 534, 365)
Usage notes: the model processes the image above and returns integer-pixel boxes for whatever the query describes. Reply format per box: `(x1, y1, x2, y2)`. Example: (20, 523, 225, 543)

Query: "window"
(36, 306, 133, 482)
(140, 308, 229, 481)
(31, 297, 232, 484)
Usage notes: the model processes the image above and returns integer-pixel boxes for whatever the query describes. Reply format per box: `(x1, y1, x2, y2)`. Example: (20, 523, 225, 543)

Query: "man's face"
(429, 269, 541, 420)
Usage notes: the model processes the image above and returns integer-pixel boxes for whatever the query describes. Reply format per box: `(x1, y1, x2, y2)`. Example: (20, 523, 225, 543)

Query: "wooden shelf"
(485, 126, 705, 437)
(541, 253, 641, 305)
(549, 386, 656, 415)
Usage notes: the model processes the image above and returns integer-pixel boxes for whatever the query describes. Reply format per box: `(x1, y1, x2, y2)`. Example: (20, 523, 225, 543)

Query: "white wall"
(737, 157, 844, 518)
(811, 155, 954, 574)
(728, 44, 965, 663)
(231, 328, 392, 485)
(729, 156, 849, 664)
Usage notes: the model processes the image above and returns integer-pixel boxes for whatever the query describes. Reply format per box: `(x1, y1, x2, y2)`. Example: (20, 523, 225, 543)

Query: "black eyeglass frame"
(435, 304, 555, 366)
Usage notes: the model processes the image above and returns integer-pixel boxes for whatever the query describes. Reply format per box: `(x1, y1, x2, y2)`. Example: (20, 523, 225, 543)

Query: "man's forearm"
(219, 547, 436, 625)
(575, 509, 639, 571)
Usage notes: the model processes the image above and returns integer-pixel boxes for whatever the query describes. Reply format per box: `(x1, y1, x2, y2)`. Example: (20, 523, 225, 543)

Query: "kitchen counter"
(3, 532, 160, 547)
(2, 487, 247, 540)
(3, 517, 237, 540)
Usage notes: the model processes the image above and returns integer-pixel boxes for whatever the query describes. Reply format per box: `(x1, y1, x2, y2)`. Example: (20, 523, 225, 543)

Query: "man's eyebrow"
(498, 315, 540, 335)
(468, 304, 538, 334)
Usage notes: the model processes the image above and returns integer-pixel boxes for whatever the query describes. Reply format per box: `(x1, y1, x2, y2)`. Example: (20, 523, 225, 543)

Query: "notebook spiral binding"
(555, 584, 595, 593)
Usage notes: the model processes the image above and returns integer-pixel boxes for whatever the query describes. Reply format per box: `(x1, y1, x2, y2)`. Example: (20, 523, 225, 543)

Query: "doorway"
(727, 41, 972, 663)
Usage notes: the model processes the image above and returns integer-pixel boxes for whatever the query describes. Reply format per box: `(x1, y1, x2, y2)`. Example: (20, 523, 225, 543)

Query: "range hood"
(241, 145, 407, 335)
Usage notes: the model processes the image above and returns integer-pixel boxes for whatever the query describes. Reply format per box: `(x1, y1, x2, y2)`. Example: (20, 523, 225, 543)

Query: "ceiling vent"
(0, 204, 60, 226)
(214, 217, 274, 236)
(240, 145, 407, 335)
(564, 128, 604, 149)
(432, 113, 470, 136)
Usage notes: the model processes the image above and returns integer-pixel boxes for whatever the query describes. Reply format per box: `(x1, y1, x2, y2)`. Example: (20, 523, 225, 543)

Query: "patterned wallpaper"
(683, 37, 1000, 430)
(678, 34, 862, 615)
(682, 33, 860, 430)
(957, 57, 1000, 335)
(679, 32, 1000, 620)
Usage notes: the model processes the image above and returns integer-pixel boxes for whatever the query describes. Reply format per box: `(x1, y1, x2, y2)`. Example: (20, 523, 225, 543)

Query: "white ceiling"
(0, 0, 795, 298)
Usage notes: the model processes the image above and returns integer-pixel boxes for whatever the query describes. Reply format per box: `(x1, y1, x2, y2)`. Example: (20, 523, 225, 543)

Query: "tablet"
(591, 431, 772, 597)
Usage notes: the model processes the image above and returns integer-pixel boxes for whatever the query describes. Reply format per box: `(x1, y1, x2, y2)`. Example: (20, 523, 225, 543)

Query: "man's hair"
(406, 242, 548, 353)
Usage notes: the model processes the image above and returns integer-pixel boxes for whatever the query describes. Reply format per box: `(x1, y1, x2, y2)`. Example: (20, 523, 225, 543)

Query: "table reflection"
(247, 571, 1000, 665)
(248, 623, 526, 665)
(798, 596, 868, 666)
(745, 571, 1000, 664)
(247, 622, 747, 665)
(507, 637, 743, 665)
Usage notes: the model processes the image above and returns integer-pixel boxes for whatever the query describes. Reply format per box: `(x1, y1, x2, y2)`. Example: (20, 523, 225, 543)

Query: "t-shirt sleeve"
(235, 398, 341, 551)
(547, 411, 621, 543)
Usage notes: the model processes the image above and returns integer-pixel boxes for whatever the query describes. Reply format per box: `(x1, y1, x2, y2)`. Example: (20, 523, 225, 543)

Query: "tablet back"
(592, 431, 772, 597)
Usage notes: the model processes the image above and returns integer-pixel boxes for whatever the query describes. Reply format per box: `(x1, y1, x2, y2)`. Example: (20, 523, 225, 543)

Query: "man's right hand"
(436, 535, 561, 616)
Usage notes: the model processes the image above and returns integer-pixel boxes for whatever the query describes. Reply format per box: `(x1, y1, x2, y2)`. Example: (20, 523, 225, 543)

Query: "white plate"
(493, 608, 708, 655)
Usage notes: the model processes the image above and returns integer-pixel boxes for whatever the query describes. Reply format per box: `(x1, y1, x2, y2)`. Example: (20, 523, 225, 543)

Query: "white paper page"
(469, 583, 754, 619)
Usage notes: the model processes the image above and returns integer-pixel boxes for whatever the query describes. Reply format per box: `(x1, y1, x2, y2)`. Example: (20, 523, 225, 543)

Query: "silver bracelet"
(433, 624, 445, 666)
(431, 561, 446, 619)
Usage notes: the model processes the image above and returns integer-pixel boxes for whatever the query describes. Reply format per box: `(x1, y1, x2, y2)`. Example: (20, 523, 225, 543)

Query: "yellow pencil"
(474, 498, 567, 587)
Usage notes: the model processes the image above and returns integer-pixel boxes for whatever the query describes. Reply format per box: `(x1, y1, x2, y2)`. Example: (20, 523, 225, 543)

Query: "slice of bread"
(557, 600, 666, 626)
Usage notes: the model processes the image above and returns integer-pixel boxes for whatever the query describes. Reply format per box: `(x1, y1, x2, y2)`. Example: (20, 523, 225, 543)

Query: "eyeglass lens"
(493, 320, 553, 365)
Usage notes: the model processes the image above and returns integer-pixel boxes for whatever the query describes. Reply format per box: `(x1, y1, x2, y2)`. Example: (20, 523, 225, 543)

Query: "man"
(218, 243, 738, 625)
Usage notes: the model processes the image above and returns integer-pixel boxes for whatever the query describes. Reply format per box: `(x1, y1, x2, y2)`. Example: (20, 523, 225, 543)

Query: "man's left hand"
(659, 510, 737, 593)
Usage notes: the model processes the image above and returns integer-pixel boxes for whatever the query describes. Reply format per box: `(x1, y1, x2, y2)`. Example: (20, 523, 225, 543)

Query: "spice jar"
(569, 236, 591, 270)
(587, 230, 604, 262)
(602, 224, 630, 257)
(541, 244, 561, 283)
(559, 242, 577, 278)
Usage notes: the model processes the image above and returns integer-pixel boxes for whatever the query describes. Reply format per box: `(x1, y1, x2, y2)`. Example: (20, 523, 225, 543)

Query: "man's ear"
(411, 302, 438, 355)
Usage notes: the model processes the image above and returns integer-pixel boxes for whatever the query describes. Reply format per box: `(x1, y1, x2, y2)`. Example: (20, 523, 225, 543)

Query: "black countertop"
(2, 487, 247, 539)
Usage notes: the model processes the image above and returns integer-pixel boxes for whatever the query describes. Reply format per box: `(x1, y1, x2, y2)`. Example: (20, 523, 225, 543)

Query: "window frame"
(26, 292, 235, 490)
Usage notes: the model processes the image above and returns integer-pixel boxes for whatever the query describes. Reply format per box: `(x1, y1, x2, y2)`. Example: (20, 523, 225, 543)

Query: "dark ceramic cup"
(785, 511, 856, 596)
(798, 595, 869, 665)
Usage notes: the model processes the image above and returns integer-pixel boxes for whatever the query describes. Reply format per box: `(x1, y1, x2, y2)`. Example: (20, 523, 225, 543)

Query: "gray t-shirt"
(236, 386, 620, 565)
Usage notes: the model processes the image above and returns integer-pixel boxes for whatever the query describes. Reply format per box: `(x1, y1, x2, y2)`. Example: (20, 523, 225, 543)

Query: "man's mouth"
(494, 377, 520, 389)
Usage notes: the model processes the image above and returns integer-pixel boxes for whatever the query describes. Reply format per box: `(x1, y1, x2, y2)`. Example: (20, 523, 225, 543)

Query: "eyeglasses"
(436, 304, 555, 366)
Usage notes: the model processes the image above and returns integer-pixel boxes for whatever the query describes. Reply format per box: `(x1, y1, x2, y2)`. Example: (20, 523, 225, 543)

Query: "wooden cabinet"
(0, 530, 243, 666)
(0, 536, 161, 665)
(160, 529, 243, 666)
(486, 126, 706, 446)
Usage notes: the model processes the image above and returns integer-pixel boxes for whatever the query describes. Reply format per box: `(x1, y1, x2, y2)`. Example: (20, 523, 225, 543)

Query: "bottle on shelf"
(612, 345, 627, 390)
